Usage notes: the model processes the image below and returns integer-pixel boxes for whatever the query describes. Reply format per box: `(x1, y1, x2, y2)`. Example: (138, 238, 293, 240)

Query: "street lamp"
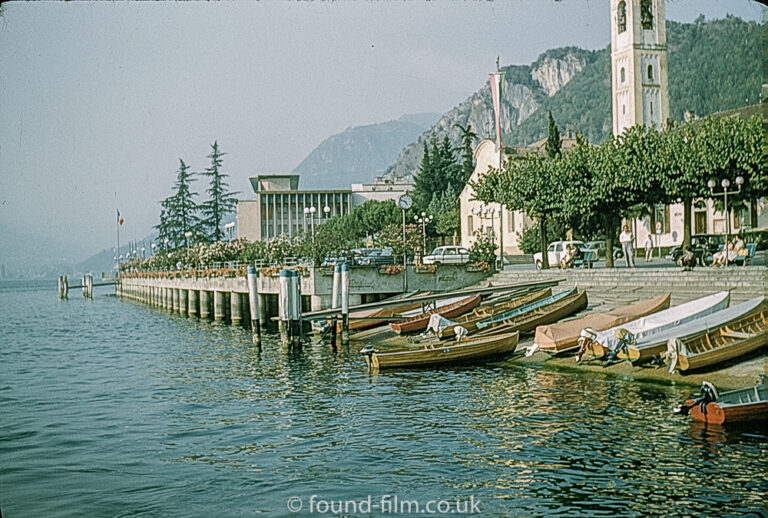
(707, 175, 744, 267)
(323, 205, 331, 219)
(414, 211, 433, 255)
(304, 206, 317, 243)
(141, 247, 146, 259)
(151, 243, 156, 256)
(224, 221, 235, 241)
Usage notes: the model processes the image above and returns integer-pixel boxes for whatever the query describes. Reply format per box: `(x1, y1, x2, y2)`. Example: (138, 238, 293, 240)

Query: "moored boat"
(436, 288, 552, 339)
(361, 331, 519, 369)
(534, 293, 671, 352)
(474, 288, 588, 336)
(583, 291, 730, 359)
(389, 295, 482, 334)
(333, 294, 428, 332)
(627, 296, 767, 364)
(675, 381, 768, 424)
(671, 306, 768, 372)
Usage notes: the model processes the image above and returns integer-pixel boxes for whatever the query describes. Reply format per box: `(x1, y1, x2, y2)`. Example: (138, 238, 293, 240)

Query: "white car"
(422, 246, 471, 265)
(533, 240, 592, 270)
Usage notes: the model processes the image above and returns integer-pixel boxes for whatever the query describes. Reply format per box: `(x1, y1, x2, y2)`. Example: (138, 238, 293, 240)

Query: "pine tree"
(155, 159, 200, 248)
(456, 123, 477, 185)
(545, 111, 561, 159)
(199, 141, 240, 242)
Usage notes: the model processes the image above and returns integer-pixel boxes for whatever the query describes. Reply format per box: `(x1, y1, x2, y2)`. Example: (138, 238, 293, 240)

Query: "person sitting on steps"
(677, 246, 696, 271)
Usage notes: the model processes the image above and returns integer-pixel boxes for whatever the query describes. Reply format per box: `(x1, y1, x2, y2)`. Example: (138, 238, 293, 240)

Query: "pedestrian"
(644, 235, 654, 262)
(678, 246, 696, 271)
(619, 225, 635, 268)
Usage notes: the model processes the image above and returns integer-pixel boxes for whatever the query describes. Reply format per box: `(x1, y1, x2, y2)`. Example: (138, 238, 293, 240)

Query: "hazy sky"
(0, 0, 762, 261)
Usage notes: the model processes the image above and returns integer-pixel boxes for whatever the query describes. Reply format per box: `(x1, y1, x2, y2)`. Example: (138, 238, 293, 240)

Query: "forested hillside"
(505, 17, 762, 147)
(384, 16, 762, 182)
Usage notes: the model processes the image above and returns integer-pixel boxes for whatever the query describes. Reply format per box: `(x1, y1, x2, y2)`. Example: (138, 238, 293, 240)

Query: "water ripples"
(1, 285, 766, 516)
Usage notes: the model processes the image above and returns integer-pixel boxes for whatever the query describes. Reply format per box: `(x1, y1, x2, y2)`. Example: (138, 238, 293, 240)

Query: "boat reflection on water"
(687, 418, 768, 453)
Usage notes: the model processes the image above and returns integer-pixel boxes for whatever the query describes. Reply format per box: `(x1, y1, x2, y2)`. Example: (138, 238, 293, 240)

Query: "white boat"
(627, 295, 767, 363)
(584, 291, 730, 358)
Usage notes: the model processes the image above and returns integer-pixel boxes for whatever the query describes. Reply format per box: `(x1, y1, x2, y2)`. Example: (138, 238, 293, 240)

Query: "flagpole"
(116, 209, 120, 273)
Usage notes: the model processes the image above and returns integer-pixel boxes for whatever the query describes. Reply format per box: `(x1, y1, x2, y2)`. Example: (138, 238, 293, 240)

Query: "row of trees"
(473, 113, 765, 268)
(155, 141, 239, 247)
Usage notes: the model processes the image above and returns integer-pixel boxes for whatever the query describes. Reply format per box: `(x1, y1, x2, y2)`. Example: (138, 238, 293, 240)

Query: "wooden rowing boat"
(585, 291, 731, 359)
(361, 331, 519, 369)
(332, 295, 428, 332)
(437, 288, 552, 339)
(389, 295, 482, 334)
(677, 381, 768, 424)
(534, 293, 671, 352)
(626, 296, 767, 363)
(474, 288, 588, 337)
(674, 308, 768, 372)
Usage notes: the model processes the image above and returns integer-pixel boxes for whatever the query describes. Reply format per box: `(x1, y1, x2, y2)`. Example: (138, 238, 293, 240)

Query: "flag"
(117, 209, 124, 226)
(489, 71, 505, 151)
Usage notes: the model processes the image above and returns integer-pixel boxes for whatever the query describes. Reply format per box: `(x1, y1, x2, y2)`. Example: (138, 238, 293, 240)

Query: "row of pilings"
(117, 267, 264, 345)
(116, 264, 352, 347)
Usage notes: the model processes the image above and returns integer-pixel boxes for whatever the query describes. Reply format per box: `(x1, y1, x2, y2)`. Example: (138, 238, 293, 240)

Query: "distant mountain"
(292, 113, 440, 189)
(384, 17, 762, 183)
(0, 223, 85, 279)
(383, 47, 596, 180)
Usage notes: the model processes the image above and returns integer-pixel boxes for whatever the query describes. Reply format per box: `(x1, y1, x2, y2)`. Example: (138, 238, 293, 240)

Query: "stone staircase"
(486, 266, 767, 308)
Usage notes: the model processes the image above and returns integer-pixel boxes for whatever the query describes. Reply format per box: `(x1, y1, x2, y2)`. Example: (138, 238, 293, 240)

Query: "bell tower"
(610, 0, 670, 136)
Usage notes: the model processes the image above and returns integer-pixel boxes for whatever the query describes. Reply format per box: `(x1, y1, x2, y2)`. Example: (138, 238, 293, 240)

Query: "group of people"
(710, 235, 747, 267)
(676, 235, 747, 270)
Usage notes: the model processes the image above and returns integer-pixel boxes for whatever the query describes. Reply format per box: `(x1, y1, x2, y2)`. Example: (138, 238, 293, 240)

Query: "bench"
(574, 250, 597, 269)
(733, 242, 757, 266)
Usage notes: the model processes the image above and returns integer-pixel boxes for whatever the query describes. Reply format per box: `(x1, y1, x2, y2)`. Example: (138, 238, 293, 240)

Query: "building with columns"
(236, 174, 412, 242)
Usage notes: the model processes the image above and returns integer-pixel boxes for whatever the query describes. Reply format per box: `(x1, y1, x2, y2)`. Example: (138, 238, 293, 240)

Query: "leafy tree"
(199, 141, 239, 242)
(376, 223, 422, 260)
(516, 219, 567, 255)
(155, 159, 200, 248)
(473, 155, 564, 269)
(349, 200, 401, 242)
(691, 114, 765, 222)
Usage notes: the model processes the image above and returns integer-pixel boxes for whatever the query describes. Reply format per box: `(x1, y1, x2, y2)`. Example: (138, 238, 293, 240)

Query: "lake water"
(1, 281, 766, 517)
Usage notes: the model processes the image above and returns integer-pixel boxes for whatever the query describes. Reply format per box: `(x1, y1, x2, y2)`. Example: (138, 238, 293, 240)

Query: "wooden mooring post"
(340, 263, 349, 345)
(247, 266, 261, 346)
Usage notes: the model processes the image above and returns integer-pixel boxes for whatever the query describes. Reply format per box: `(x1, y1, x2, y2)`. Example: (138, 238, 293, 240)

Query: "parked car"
(584, 240, 624, 261)
(668, 234, 725, 266)
(355, 247, 396, 266)
(533, 240, 595, 270)
(422, 246, 471, 265)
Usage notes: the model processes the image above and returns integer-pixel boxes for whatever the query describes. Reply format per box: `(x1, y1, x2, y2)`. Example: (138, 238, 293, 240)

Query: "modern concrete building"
(237, 174, 412, 242)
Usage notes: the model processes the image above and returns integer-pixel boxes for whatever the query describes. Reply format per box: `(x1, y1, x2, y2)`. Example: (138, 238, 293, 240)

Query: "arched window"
(622, 105, 626, 115)
(617, 1, 627, 33)
(620, 67, 626, 84)
(647, 65, 653, 81)
(640, 0, 654, 30)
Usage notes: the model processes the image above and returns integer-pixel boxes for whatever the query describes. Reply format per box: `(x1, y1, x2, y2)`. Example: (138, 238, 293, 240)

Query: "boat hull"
(364, 332, 519, 369)
(389, 295, 481, 334)
(685, 400, 768, 425)
(438, 288, 552, 340)
(476, 290, 588, 337)
(677, 310, 768, 371)
(535, 293, 671, 352)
